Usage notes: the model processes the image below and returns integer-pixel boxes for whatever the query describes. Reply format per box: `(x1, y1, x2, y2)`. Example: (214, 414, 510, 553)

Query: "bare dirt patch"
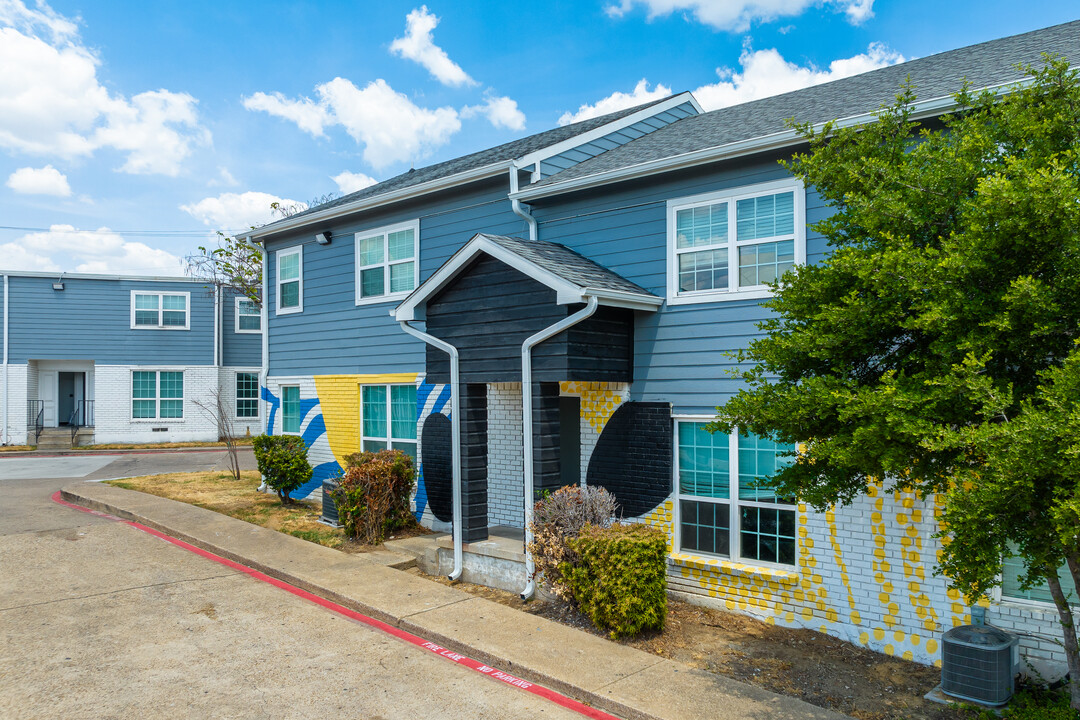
(407, 567, 971, 720)
(106, 471, 428, 553)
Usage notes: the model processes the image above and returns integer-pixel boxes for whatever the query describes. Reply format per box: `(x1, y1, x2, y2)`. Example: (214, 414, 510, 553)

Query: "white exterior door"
(40, 371, 58, 427)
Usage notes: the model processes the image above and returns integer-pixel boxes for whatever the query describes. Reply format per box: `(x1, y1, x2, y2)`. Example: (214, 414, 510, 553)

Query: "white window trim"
(672, 415, 798, 571)
(359, 383, 418, 451)
(280, 384, 301, 435)
(235, 370, 261, 421)
(129, 291, 191, 330)
(275, 246, 303, 315)
(234, 296, 262, 334)
(354, 219, 420, 306)
(130, 368, 186, 422)
(666, 178, 806, 305)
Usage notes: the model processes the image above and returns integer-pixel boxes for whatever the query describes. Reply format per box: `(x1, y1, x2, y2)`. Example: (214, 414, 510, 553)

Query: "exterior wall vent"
(940, 625, 1017, 706)
(152, 427, 168, 432)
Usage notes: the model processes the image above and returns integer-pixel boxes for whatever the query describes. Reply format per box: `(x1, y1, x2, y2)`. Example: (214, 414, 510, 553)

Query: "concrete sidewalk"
(61, 481, 848, 720)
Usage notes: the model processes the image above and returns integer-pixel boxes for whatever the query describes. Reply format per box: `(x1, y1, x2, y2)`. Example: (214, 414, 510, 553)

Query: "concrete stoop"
(385, 526, 528, 593)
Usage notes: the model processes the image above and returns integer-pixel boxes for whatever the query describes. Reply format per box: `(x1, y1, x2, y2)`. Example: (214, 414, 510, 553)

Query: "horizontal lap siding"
(7, 276, 213, 365)
(532, 152, 829, 414)
(265, 179, 526, 377)
(221, 286, 261, 367)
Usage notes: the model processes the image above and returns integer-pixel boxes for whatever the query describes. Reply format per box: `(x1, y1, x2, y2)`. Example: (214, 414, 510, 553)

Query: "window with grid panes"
(132, 292, 189, 329)
(669, 180, 803, 302)
(676, 420, 797, 567)
(355, 221, 417, 303)
(281, 386, 300, 433)
(236, 297, 261, 332)
(236, 372, 259, 418)
(132, 371, 183, 419)
(276, 247, 302, 313)
(360, 384, 417, 460)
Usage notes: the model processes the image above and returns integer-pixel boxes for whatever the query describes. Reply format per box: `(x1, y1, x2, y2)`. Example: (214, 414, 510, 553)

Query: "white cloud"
(558, 79, 671, 126)
(6, 164, 71, 196)
(332, 171, 378, 195)
(390, 6, 476, 88)
(181, 191, 306, 232)
(0, 224, 184, 275)
(604, 0, 875, 31)
(692, 42, 904, 110)
(244, 77, 461, 169)
(0, 1, 209, 175)
(209, 166, 238, 188)
(462, 95, 526, 131)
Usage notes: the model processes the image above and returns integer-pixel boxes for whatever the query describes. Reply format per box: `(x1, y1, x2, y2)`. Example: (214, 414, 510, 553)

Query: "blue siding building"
(0, 272, 262, 447)
(248, 23, 1079, 677)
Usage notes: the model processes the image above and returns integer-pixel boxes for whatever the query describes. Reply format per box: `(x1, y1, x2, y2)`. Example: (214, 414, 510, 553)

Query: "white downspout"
(509, 164, 537, 242)
(213, 284, 221, 368)
(399, 320, 464, 581)
(520, 295, 599, 599)
(255, 237, 268, 437)
(2, 273, 8, 446)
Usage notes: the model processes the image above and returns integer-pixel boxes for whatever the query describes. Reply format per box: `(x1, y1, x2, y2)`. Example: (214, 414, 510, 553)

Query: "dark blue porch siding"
(6, 276, 214, 365)
(221, 286, 261, 367)
(531, 152, 830, 415)
(264, 177, 528, 376)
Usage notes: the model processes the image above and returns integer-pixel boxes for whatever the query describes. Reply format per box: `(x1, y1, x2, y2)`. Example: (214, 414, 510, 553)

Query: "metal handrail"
(27, 400, 44, 444)
(69, 400, 94, 444)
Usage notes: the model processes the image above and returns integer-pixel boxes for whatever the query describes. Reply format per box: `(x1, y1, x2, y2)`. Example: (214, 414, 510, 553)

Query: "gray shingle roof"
(532, 20, 1080, 190)
(271, 96, 675, 226)
(478, 234, 658, 299)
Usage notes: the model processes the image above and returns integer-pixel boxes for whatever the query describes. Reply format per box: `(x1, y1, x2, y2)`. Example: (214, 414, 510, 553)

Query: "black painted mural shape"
(585, 402, 673, 517)
(421, 412, 454, 523)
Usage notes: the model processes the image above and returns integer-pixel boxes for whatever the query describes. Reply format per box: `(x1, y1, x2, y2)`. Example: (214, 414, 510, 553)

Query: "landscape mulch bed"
(408, 568, 976, 720)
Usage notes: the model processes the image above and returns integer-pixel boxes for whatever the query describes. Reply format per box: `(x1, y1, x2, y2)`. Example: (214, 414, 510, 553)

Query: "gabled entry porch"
(394, 233, 662, 595)
(26, 359, 96, 447)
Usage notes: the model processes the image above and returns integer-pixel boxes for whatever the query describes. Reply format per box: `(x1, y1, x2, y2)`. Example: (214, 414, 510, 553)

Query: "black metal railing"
(69, 400, 95, 444)
(27, 400, 43, 444)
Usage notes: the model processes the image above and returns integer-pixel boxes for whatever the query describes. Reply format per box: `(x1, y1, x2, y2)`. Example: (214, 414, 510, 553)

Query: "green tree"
(711, 58, 1080, 707)
(184, 232, 263, 303)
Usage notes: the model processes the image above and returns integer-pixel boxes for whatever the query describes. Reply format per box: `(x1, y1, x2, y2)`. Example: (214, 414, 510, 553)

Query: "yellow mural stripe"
(312, 373, 418, 469)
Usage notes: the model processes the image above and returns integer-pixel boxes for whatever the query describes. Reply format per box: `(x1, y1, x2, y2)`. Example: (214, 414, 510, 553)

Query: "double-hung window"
(281, 385, 301, 434)
(276, 246, 303, 314)
(236, 297, 261, 332)
(668, 179, 804, 304)
(675, 419, 798, 567)
(131, 291, 189, 329)
(355, 221, 418, 304)
(236, 372, 259, 418)
(132, 371, 184, 419)
(360, 384, 417, 459)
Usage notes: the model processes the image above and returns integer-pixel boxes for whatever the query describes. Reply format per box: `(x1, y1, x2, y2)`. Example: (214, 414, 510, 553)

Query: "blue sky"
(0, 0, 1075, 276)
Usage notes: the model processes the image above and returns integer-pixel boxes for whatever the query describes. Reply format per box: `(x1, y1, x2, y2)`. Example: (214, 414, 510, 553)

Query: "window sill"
(130, 418, 185, 423)
(666, 287, 775, 305)
(668, 552, 799, 584)
(275, 306, 303, 316)
(131, 325, 190, 331)
(355, 291, 412, 307)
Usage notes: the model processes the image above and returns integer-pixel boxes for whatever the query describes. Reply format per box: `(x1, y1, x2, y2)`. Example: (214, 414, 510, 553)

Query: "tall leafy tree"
(712, 58, 1080, 706)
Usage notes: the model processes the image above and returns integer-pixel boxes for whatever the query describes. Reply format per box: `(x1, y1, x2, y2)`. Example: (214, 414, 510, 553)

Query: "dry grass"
(0, 445, 35, 452)
(106, 471, 344, 549)
(82, 438, 255, 450)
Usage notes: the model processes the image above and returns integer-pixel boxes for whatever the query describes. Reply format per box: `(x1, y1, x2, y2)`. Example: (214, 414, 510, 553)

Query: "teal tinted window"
(1002, 553, 1079, 605)
(738, 240, 795, 287)
(678, 422, 729, 499)
(356, 225, 416, 299)
(281, 386, 300, 434)
(132, 371, 156, 418)
(362, 385, 387, 438)
(676, 202, 727, 249)
(161, 295, 187, 326)
(678, 249, 728, 292)
(237, 299, 260, 331)
(134, 294, 159, 326)
(737, 433, 795, 502)
(390, 385, 416, 440)
(278, 250, 301, 310)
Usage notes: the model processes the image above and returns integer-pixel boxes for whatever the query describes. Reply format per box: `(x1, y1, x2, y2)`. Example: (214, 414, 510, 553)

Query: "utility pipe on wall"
(520, 296, 599, 600)
(399, 320, 464, 581)
(213, 284, 221, 369)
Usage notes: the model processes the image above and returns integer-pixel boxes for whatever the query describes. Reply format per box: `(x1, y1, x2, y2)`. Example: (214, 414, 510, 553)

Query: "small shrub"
(527, 485, 618, 600)
(563, 523, 667, 639)
(331, 450, 415, 544)
(252, 434, 312, 504)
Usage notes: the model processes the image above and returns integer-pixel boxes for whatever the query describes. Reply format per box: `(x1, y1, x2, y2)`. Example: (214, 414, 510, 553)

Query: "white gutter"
(249, 161, 513, 241)
(508, 165, 537, 242)
(510, 78, 1034, 203)
(521, 296, 599, 600)
(399, 320, 464, 582)
(2, 274, 8, 445)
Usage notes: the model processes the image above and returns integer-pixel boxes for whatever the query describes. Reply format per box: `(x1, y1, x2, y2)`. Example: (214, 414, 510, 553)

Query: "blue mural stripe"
(432, 384, 452, 416)
(413, 470, 428, 520)
(416, 381, 435, 417)
(299, 397, 320, 425)
(295, 460, 342, 499)
(262, 386, 279, 436)
(301, 413, 326, 450)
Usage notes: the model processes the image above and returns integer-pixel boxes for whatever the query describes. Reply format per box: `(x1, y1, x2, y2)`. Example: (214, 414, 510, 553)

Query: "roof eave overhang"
(510, 77, 1036, 203)
(393, 234, 661, 322)
(248, 161, 514, 243)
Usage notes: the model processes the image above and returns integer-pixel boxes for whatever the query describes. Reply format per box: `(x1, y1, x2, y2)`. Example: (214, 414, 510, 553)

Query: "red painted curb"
(51, 491, 622, 720)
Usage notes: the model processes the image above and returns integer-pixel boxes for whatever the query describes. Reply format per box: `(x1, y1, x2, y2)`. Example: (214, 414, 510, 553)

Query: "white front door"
(40, 371, 58, 427)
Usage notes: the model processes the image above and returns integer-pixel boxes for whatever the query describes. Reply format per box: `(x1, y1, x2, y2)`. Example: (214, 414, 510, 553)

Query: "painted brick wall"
(486, 383, 523, 528)
(94, 365, 220, 443)
(217, 366, 262, 440)
(3, 363, 28, 445)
